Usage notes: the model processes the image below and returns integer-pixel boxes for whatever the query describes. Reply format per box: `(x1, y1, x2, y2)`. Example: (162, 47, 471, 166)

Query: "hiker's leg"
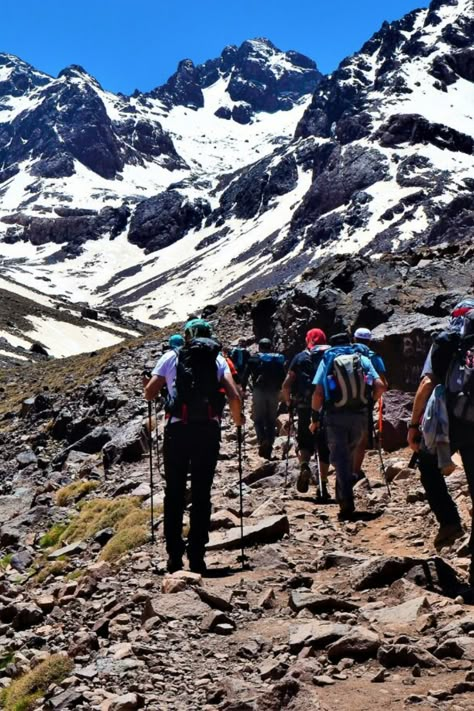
(297, 408, 313, 464)
(326, 413, 353, 503)
(187, 423, 220, 561)
(418, 449, 460, 527)
(265, 390, 280, 447)
(252, 388, 266, 444)
(353, 429, 369, 475)
(163, 423, 189, 560)
(317, 426, 330, 482)
(348, 412, 367, 466)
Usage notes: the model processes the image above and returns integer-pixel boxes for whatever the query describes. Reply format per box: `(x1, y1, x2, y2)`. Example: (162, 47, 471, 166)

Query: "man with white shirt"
(145, 319, 243, 574)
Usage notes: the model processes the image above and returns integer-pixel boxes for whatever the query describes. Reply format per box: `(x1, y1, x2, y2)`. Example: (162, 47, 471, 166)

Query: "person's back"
(245, 338, 285, 459)
(230, 341, 251, 380)
(144, 318, 243, 574)
(312, 332, 384, 519)
(408, 302, 474, 566)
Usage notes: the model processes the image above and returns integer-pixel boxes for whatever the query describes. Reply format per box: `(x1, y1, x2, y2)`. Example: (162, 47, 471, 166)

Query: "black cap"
(329, 332, 351, 346)
(259, 338, 272, 351)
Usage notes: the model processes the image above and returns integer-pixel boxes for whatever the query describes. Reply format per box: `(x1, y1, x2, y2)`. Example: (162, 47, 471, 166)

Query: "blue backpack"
(323, 345, 373, 410)
(255, 352, 286, 389)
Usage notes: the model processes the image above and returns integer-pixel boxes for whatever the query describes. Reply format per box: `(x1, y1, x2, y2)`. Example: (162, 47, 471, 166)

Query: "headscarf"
(448, 298, 474, 333)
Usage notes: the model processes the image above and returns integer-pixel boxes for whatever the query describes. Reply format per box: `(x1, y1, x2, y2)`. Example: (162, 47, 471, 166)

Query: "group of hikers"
(143, 299, 474, 588)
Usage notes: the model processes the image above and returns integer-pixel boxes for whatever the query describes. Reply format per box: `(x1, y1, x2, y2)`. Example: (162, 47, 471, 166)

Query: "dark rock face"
(0, 54, 50, 98)
(150, 59, 205, 109)
(245, 242, 474, 392)
(216, 153, 298, 221)
(1, 206, 130, 251)
(128, 190, 211, 253)
(376, 114, 474, 155)
(290, 145, 389, 246)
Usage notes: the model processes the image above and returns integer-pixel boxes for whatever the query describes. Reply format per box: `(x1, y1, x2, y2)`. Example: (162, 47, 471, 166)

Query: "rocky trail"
(1, 329, 474, 711)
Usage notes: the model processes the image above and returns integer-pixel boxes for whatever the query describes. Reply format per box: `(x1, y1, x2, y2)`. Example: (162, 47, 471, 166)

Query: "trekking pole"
(373, 421, 391, 498)
(284, 402, 294, 487)
(314, 448, 324, 502)
(154, 400, 162, 477)
(237, 425, 248, 570)
(147, 401, 156, 543)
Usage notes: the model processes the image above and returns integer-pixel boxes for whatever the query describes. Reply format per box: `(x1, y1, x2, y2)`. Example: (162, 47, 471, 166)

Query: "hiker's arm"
(407, 375, 435, 451)
(309, 385, 324, 433)
(372, 378, 386, 402)
(144, 375, 166, 401)
(282, 371, 296, 407)
(222, 372, 244, 426)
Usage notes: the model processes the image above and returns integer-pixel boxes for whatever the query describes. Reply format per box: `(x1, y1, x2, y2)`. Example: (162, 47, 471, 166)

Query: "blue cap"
(169, 334, 185, 348)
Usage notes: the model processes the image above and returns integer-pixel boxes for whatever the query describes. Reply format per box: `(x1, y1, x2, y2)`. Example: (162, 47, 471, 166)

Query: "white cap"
(354, 327, 372, 341)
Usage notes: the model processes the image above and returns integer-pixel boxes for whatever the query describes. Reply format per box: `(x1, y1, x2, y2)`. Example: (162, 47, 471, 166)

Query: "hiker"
(242, 338, 286, 459)
(408, 299, 474, 565)
(282, 328, 330, 498)
(310, 332, 385, 520)
(230, 339, 251, 382)
(352, 327, 388, 478)
(144, 318, 243, 574)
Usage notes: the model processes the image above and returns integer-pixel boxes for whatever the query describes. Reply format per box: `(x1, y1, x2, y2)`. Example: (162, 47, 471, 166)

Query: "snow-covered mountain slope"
(0, 275, 146, 365)
(0, 0, 473, 328)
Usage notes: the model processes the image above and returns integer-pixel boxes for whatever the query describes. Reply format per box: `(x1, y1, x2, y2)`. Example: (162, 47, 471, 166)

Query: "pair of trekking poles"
(146, 398, 250, 571)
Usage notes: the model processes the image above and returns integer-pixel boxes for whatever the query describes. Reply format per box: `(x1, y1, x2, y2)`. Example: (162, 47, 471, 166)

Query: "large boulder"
(381, 390, 414, 451)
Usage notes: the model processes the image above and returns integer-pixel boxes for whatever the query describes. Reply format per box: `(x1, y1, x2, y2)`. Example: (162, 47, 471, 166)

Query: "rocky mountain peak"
(57, 64, 102, 88)
(0, 52, 50, 97)
(147, 38, 321, 116)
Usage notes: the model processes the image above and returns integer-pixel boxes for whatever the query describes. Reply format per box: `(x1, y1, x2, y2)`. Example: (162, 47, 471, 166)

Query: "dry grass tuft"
(35, 560, 68, 584)
(100, 525, 149, 563)
(59, 496, 141, 544)
(0, 653, 73, 711)
(55, 480, 98, 507)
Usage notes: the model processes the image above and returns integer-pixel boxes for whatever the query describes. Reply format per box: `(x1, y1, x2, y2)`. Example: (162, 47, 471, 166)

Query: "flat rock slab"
(378, 643, 445, 669)
(207, 515, 289, 551)
(361, 596, 431, 628)
(289, 622, 352, 653)
(289, 590, 359, 614)
(0, 490, 35, 524)
(48, 541, 87, 560)
(142, 590, 210, 621)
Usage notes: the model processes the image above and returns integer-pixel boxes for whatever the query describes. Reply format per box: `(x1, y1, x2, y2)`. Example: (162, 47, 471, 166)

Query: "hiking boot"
(296, 463, 311, 493)
(166, 556, 183, 574)
(338, 499, 355, 522)
(258, 440, 272, 459)
(434, 522, 464, 550)
(188, 555, 207, 575)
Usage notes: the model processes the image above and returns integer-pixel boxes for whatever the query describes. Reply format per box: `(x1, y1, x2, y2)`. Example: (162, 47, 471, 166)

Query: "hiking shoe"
(434, 522, 464, 550)
(258, 441, 272, 459)
(338, 499, 355, 522)
(166, 556, 183, 574)
(296, 463, 311, 493)
(188, 556, 207, 575)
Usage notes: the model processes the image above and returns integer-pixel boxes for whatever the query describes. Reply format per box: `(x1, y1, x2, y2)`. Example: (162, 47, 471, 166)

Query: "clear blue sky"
(1, 0, 429, 94)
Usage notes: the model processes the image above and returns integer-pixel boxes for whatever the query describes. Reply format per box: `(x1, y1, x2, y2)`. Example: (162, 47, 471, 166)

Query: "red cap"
(306, 328, 327, 348)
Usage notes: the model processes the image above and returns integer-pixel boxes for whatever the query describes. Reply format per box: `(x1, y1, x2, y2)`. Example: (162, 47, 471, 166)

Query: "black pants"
(419, 445, 474, 556)
(163, 422, 220, 560)
(296, 407, 330, 465)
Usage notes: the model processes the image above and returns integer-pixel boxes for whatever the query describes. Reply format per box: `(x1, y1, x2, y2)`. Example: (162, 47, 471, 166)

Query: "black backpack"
(443, 311, 474, 424)
(168, 337, 222, 423)
(293, 346, 329, 406)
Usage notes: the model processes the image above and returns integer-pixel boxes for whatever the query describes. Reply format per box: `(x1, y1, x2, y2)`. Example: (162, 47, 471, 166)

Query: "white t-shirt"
(152, 349, 230, 423)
